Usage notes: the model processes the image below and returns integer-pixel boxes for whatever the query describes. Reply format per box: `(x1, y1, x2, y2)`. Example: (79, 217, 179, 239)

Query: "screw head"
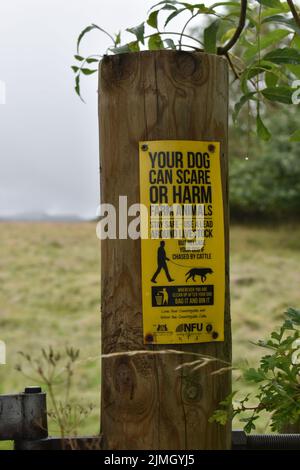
(206, 324, 213, 333)
(145, 333, 154, 343)
(212, 331, 219, 340)
(141, 144, 148, 151)
(24, 386, 42, 394)
(208, 144, 215, 153)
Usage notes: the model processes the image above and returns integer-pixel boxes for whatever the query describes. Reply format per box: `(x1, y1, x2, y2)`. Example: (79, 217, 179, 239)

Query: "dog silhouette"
(185, 268, 213, 282)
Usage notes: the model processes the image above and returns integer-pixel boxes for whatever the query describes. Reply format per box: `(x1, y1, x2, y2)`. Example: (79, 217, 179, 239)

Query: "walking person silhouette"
(151, 241, 174, 283)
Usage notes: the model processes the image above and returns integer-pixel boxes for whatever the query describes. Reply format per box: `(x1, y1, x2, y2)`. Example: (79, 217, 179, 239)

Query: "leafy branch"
(72, 0, 300, 141)
(287, 0, 300, 29)
(210, 307, 300, 433)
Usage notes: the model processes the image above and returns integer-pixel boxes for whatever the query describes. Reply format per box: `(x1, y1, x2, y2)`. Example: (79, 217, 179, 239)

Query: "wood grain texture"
(98, 51, 231, 450)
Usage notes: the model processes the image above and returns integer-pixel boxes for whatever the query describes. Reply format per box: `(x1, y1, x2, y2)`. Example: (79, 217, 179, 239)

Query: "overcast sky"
(0, 0, 158, 218)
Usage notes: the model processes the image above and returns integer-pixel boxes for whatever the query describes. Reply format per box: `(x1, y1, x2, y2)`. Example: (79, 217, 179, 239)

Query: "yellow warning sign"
(139, 140, 225, 344)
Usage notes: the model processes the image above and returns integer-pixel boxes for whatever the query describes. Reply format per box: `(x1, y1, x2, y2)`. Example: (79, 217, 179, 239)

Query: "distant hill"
(0, 212, 87, 222)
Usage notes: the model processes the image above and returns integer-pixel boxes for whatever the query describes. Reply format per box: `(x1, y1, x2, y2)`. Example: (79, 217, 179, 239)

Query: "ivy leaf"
(148, 34, 164, 50)
(147, 10, 159, 29)
(126, 22, 145, 45)
(261, 86, 293, 104)
(203, 20, 219, 54)
(263, 47, 300, 65)
(81, 68, 97, 75)
(289, 130, 300, 142)
(257, 113, 271, 141)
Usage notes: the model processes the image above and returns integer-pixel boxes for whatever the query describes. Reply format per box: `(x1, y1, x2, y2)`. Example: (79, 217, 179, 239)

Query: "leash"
(169, 259, 191, 269)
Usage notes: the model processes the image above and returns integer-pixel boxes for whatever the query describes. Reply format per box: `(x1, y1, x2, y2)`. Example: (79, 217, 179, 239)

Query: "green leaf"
(162, 4, 178, 10)
(265, 71, 278, 88)
(148, 34, 164, 50)
(209, 409, 229, 426)
(77, 24, 114, 53)
(263, 47, 300, 65)
(244, 367, 266, 383)
(71, 66, 79, 73)
(86, 57, 99, 64)
(147, 10, 159, 29)
(291, 35, 300, 50)
(74, 74, 84, 102)
(115, 31, 121, 46)
(204, 20, 219, 54)
(211, 1, 240, 7)
(261, 86, 293, 104)
(109, 44, 131, 54)
(126, 22, 145, 45)
(262, 15, 300, 35)
(74, 55, 84, 61)
(81, 68, 97, 75)
(255, 0, 281, 7)
(164, 38, 176, 49)
(286, 307, 300, 325)
(257, 113, 271, 141)
(233, 92, 257, 124)
(77, 25, 97, 52)
(128, 41, 140, 52)
(244, 416, 258, 434)
(289, 130, 300, 142)
(244, 29, 290, 61)
(164, 8, 185, 27)
(287, 64, 300, 78)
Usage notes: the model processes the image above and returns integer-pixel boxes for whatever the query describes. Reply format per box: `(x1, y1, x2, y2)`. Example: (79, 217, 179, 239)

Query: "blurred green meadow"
(0, 221, 300, 448)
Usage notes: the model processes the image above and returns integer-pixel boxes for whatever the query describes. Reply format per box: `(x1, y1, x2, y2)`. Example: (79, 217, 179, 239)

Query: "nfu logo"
(0, 80, 6, 105)
(176, 323, 203, 333)
(0, 340, 6, 364)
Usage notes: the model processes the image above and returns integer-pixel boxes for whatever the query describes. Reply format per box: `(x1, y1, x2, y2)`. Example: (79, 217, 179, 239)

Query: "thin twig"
(179, 12, 199, 50)
(287, 0, 300, 29)
(218, 0, 247, 55)
(225, 52, 240, 80)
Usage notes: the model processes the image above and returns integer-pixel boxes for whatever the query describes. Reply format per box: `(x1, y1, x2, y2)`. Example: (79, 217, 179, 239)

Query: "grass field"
(0, 221, 300, 447)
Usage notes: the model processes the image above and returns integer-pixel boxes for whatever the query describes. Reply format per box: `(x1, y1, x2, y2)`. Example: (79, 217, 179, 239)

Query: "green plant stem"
(218, 0, 247, 54)
(144, 31, 203, 46)
(179, 12, 199, 50)
(287, 0, 300, 29)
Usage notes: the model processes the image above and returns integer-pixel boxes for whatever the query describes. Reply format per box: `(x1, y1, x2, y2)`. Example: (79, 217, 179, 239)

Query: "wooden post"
(99, 51, 231, 450)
